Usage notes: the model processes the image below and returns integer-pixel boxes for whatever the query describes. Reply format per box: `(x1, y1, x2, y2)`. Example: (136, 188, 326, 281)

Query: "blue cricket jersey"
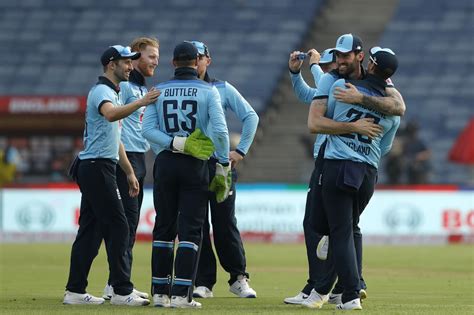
(205, 73, 259, 156)
(142, 67, 229, 164)
(79, 76, 122, 162)
(119, 70, 150, 153)
(289, 65, 330, 159)
(324, 75, 400, 168)
(289, 64, 324, 105)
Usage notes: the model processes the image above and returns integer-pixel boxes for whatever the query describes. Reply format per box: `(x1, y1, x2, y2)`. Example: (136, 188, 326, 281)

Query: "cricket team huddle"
(63, 33, 405, 310)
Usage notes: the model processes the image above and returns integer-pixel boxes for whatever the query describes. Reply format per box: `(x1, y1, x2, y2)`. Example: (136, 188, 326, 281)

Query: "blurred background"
(0, 0, 473, 244)
(1, 0, 473, 186)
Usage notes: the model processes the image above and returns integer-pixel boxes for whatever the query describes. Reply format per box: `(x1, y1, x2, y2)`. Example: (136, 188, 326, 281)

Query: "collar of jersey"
(96, 76, 120, 93)
(173, 67, 198, 80)
(129, 69, 146, 86)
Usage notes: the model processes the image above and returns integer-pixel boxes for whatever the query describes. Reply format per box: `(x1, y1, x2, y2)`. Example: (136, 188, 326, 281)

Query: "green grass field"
(0, 243, 473, 314)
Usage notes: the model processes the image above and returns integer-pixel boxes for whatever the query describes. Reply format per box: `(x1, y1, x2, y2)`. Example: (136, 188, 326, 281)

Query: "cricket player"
(142, 41, 231, 309)
(307, 46, 400, 310)
(285, 34, 406, 308)
(63, 45, 154, 306)
(102, 37, 160, 301)
(187, 40, 259, 299)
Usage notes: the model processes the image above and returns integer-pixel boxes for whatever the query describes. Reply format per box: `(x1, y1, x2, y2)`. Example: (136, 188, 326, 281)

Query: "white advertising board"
(1, 188, 473, 237)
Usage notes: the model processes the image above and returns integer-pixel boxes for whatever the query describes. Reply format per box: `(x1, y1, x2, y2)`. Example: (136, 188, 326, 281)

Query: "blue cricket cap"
(329, 34, 363, 53)
(173, 41, 199, 61)
(101, 45, 140, 66)
(187, 40, 210, 57)
(369, 46, 398, 76)
(319, 48, 335, 64)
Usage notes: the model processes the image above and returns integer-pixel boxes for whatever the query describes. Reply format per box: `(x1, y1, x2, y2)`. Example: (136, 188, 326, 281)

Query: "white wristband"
(172, 136, 186, 152)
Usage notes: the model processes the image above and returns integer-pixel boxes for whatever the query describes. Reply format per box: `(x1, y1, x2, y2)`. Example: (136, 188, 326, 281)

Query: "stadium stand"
(378, 0, 474, 183)
(1, 0, 472, 185)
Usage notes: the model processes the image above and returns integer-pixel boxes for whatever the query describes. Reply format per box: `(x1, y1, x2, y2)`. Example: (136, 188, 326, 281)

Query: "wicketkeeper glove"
(172, 129, 215, 160)
(209, 163, 232, 203)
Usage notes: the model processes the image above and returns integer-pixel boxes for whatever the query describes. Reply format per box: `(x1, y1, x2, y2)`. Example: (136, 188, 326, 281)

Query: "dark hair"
(373, 66, 394, 80)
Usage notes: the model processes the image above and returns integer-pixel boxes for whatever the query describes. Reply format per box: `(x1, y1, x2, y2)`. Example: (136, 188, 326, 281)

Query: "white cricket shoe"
(63, 291, 105, 305)
(110, 292, 150, 306)
(302, 289, 329, 309)
(316, 235, 329, 260)
(328, 292, 342, 304)
(102, 284, 113, 300)
(133, 288, 149, 299)
(283, 291, 308, 305)
(153, 294, 170, 307)
(329, 289, 366, 305)
(170, 296, 202, 308)
(336, 298, 362, 310)
(193, 286, 214, 298)
(229, 275, 257, 298)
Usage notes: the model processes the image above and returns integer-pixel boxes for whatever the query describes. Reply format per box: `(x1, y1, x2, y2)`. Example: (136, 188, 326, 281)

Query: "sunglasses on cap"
(186, 40, 210, 57)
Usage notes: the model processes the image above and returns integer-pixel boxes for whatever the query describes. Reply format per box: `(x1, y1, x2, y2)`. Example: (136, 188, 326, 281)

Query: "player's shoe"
(153, 294, 170, 307)
(103, 284, 148, 300)
(133, 288, 149, 299)
(102, 284, 113, 300)
(328, 293, 342, 304)
(329, 290, 366, 305)
(110, 292, 150, 306)
(63, 291, 105, 305)
(229, 275, 257, 298)
(302, 289, 329, 309)
(283, 291, 308, 304)
(316, 235, 329, 260)
(336, 298, 362, 310)
(193, 286, 214, 298)
(170, 296, 202, 308)
(359, 289, 367, 300)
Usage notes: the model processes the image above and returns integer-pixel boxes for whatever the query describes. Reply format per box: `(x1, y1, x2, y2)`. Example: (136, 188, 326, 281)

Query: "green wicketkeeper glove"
(172, 129, 215, 160)
(209, 163, 232, 203)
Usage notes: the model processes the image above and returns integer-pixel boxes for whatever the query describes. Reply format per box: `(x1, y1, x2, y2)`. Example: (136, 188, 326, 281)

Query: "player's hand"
(352, 118, 383, 139)
(229, 150, 244, 168)
(172, 129, 215, 160)
(307, 49, 320, 65)
(209, 163, 232, 203)
(140, 88, 161, 106)
(334, 83, 363, 104)
(289, 51, 304, 73)
(127, 173, 139, 197)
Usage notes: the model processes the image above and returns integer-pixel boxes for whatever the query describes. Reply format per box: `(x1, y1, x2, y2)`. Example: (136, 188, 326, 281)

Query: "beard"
(115, 69, 130, 82)
(338, 63, 356, 79)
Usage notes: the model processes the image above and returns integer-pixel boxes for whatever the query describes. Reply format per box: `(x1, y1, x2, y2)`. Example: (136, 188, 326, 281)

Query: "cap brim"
(119, 52, 141, 60)
(328, 47, 352, 54)
(319, 57, 333, 64)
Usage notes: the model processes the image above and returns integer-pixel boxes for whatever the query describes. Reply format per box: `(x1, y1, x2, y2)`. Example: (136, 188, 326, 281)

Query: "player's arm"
(224, 82, 259, 166)
(118, 142, 139, 197)
(208, 87, 230, 165)
(333, 83, 406, 116)
(142, 102, 174, 147)
(308, 48, 324, 84)
(208, 87, 232, 203)
(100, 88, 161, 122)
(289, 51, 318, 104)
(308, 81, 383, 138)
(380, 117, 401, 156)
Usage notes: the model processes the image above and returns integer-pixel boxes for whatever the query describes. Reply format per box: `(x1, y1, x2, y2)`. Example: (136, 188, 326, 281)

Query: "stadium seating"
(0, 0, 323, 116)
(378, 0, 474, 183)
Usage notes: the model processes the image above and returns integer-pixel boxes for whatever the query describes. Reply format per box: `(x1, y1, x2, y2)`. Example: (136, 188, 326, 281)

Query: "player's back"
(325, 76, 400, 168)
(154, 79, 217, 138)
